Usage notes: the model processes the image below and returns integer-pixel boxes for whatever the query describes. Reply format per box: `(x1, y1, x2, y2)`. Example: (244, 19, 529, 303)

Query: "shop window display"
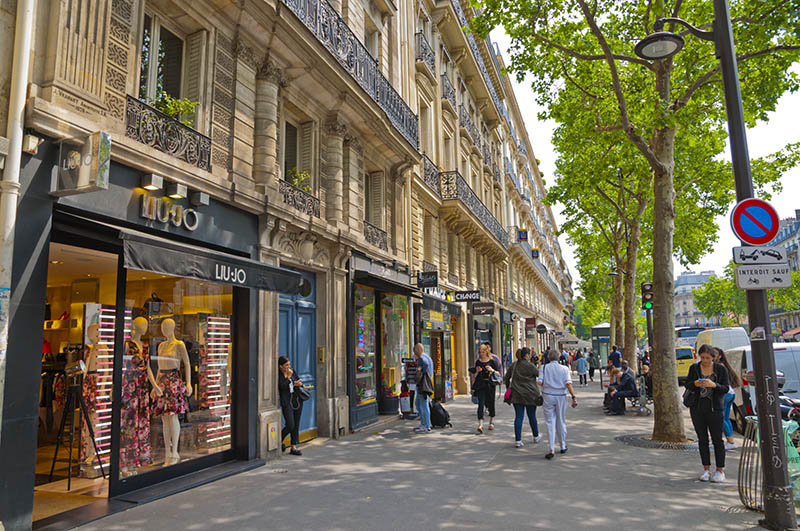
(380, 294, 408, 399)
(121, 272, 233, 476)
(354, 286, 376, 404)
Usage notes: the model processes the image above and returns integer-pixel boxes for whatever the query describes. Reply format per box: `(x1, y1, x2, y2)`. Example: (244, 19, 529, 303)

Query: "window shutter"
(284, 123, 298, 178)
(298, 121, 315, 184)
(370, 172, 384, 229)
(181, 29, 207, 129)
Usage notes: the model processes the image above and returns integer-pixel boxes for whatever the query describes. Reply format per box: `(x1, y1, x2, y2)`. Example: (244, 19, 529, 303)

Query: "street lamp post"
(636, 2, 795, 528)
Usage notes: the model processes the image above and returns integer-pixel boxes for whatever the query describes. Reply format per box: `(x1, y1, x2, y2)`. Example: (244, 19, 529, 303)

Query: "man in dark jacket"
(607, 369, 637, 415)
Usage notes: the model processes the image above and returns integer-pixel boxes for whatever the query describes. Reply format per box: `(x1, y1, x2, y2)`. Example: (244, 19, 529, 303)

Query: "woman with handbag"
(504, 347, 542, 447)
(471, 343, 501, 433)
(278, 356, 306, 456)
(684, 344, 730, 483)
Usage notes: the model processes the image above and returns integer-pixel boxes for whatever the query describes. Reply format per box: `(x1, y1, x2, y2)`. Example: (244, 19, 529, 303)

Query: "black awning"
(422, 295, 462, 316)
(121, 231, 304, 294)
(353, 270, 418, 296)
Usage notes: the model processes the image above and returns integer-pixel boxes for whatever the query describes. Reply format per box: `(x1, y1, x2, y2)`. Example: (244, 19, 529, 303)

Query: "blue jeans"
(416, 392, 431, 429)
(722, 393, 735, 438)
(513, 403, 539, 441)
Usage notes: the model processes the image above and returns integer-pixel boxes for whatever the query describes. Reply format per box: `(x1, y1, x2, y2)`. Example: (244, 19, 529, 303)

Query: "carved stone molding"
(325, 114, 348, 137)
(275, 229, 331, 266)
(333, 244, 352, 272)
(234, 38, 259, 70)
(256, 58, 288, 87)
(344, 134, 363, 155)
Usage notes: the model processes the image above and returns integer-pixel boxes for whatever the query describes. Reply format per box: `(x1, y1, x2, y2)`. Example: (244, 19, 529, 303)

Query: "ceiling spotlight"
(165, 182, 187, 199)
(141, 173, 163, 191)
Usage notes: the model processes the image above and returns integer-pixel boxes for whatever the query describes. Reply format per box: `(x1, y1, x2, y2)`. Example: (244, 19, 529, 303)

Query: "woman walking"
(684, 344, 730, 482)
(588, 352, 599, 382)
(538, 350, 577, 459)
(575, 352, 588, 387)
(278, 356, 304, 456)
(471, 343, 501, 433)
(714, 347, 741, 449)
(504, 347, 542, 447)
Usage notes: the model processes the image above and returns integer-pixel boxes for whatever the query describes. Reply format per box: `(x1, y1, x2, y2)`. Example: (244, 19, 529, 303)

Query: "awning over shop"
(421, 295, 461, 316)
(121, 231, 305, 294)
(783, 326, 800, 339)
(351, 254, 418, 296)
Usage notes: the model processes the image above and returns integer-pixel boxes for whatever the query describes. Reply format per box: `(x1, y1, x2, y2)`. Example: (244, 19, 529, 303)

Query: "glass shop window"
(380, 294, 409, 399)
(120, 272, 233, 477)
(354, 285, 376, 405)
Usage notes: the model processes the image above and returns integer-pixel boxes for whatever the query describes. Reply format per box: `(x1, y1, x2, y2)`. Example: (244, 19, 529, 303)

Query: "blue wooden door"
(278, 270, 317, 440)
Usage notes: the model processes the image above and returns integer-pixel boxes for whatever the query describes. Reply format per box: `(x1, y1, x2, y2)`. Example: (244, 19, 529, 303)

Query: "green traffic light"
(644, 302, 653, 310)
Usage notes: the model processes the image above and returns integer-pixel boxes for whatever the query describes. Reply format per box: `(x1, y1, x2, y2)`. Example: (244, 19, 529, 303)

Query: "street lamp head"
(634, 31, 685, 60)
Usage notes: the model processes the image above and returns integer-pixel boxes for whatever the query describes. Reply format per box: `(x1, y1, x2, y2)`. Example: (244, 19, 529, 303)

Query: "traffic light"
(641, 282, 654, 311)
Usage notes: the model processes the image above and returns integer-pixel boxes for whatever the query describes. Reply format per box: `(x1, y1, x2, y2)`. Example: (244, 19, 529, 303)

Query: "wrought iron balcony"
(125, 96, 212, 171)
(439, 170, 508, 248)
(493, 162, 501, 185)
(441, 74, 456, 112)
(422, 154, 441, 197)
(279, 179, 321, 217)
(415, 32, 436, 78)
(482, 142, 491, 167)
(280, 0, 419, 150)
(518, 140, 529, 160)
(364, 219, 388, 251)
(458, 105, 481, 150)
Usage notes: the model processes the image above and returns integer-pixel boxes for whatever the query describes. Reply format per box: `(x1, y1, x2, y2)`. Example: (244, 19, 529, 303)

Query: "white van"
(726, 343, 800, 433)
(694, 327, 750, 352)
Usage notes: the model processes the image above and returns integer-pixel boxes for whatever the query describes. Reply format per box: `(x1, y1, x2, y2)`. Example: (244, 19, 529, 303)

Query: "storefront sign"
(472, 302, 494, 315)
(518, 229, 528, 242)
(429, 311, 444, 323)
(51, 131, 111, 196)
(454, 290, 480, 302)
(140, 194, 200, 231)
(536, 324, 547, 334)
(531, 249, 540, 259)
(423, 286, 447, 300)
(417, 271, 438, 288)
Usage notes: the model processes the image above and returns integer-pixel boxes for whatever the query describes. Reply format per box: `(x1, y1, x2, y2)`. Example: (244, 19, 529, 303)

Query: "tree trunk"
(609, 269, 622, 348)
(650, 123, 685, 442)
(623, 198, 647, 371)
(613, 266, 624, 350)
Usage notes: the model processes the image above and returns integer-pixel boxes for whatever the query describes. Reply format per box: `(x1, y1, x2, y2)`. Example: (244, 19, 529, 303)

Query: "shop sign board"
(429, 311, 444, 323)
(536, 324, 548, 334)
(472, 302, 494, 315)
(518, 229, 528, 242)
(417, 271, 438, 288)
(730, 198, 780, 245)
(531, 249, 539, 259)
(51, 131, 111, 196)
(454, 290, 480, 302)
(735, 264, 792, 289)
(732, 246, 788, 265)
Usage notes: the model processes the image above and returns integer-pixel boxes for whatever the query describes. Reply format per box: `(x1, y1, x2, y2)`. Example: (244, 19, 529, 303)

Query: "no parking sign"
(730, 198, 780, 245)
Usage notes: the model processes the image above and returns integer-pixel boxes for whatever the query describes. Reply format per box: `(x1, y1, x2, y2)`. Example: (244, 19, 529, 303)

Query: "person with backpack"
(413, 342, 434, 434)
(504, 347, 542, 447)
(470, 343, 501, 433)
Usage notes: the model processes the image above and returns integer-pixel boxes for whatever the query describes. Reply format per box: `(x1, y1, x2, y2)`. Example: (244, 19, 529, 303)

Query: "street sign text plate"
(733, 246, 788, 265)
(735, 264, 792, 289)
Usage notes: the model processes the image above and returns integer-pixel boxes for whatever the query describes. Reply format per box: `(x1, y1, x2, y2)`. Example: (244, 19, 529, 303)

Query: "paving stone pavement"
(78, 383, 768, 530)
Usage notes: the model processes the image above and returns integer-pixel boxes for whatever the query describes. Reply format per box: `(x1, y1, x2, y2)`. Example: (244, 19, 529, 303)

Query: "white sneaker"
(534, 435, 542, 443)
(711, 471, 726, 483)
(515, 440, 523, 448)
(699, 470, 711, 482)
(725, 441, 738, 450)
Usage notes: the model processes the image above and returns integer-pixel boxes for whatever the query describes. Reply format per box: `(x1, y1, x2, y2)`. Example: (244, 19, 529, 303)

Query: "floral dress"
(120, 340, 152, 469)
(152, 370, 189, 415)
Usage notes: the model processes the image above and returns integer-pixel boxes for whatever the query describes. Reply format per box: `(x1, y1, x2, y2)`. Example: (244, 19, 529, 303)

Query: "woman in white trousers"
(538, 350, 578, 459)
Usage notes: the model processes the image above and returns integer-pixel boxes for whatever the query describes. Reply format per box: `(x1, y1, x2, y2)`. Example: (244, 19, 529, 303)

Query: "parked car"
(675, 346, 696, 385)
(694, 327, 749, 352)
(726, 344, 796, 433)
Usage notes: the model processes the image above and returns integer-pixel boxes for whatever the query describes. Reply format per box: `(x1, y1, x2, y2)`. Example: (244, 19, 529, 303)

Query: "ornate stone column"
(324, 114, 347, 225)
(254, 60, 286, 195)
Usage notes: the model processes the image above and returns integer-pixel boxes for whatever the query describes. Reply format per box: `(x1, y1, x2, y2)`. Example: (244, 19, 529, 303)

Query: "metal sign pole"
(714, 0, 795, 527)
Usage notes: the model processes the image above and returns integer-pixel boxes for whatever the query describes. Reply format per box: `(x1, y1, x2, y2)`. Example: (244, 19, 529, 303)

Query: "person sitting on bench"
(607, 367, 637, 416)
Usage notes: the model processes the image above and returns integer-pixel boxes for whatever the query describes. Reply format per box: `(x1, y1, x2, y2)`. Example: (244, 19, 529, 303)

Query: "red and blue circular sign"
(730, 198, 780, 245)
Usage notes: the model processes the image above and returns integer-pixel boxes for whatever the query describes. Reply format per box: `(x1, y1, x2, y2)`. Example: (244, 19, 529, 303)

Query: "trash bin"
(737, 416, 800, 512)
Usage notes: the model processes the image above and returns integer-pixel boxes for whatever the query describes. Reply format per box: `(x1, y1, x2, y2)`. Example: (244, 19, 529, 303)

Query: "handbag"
(682, 387, 697, 408)
(296, 386, 311, 402)
(418, 368, 434, 396)
(504, 363, 515, 404)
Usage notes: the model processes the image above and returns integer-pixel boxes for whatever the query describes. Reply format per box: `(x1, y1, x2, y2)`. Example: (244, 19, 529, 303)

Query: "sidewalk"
(78, 383, 763, 530)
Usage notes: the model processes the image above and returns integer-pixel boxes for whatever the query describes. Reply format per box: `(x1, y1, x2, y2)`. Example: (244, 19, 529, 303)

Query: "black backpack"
(430, 400, 452, 428)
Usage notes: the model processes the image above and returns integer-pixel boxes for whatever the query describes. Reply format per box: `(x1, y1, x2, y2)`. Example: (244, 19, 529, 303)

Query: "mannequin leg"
(161, 415, 173, 463)
(83, 411, 97, 464)
(169, 414, 181, 461)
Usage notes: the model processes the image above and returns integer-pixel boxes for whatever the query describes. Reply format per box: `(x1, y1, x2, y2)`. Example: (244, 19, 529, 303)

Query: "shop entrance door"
(278, 270, 317, 441)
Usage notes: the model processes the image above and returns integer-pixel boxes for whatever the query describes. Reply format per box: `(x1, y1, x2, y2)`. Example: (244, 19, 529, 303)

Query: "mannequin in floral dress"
(81, 323, 100, 464)
(152, 318, 191, 465)
(120, 316, 159, 473)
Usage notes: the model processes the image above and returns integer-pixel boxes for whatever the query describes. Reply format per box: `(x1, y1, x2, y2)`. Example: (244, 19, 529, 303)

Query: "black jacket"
(615, 372, 637, 398)
(684, 362, 730, 412)
(278, 369, 300, 407)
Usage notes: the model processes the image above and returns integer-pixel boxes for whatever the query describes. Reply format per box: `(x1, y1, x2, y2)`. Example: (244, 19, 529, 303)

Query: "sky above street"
(491, 30, 800, 297)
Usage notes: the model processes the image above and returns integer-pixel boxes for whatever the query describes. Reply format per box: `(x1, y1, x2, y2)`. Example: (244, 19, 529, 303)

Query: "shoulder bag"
(504, 363, 515, 404)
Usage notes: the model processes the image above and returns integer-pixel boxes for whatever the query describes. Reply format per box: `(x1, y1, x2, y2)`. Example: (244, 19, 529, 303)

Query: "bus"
(675, 326, 705, 348)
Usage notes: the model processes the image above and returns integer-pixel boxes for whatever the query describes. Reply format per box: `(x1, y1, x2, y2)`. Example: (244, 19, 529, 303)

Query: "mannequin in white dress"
(152, 318, 192, 465)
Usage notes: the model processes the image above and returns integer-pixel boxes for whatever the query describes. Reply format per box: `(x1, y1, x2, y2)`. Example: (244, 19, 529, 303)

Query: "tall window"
(364, 171, 384, 228)
(420, 102, 431, 155)
(423, 215, 434, 263)
(282, 118, 316, 192)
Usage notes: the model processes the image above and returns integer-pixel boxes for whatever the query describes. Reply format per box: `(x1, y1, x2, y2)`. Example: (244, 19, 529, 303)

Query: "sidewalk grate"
(615, 434, 699, 451)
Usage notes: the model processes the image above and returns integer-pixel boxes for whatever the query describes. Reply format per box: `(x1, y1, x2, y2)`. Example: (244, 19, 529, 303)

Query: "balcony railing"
(482, 142, 491, 167)
(364, 220, 388, 250)
(125, 96, 212, 171)
(280, 0, 419, 150)
(493, 161, 501, 185)
(423, 154, 441, 197)
(518, 140, 529, 160)
(279, 179, 321, 217)
(439, 170, 508, 248)
(441, 74, 456, 111)
(459, 105, 480, 150)
(415, 32, 436, 77)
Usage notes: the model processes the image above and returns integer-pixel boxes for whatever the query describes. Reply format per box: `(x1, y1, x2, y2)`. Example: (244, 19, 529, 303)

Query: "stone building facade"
(0, 0, 570, 526)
